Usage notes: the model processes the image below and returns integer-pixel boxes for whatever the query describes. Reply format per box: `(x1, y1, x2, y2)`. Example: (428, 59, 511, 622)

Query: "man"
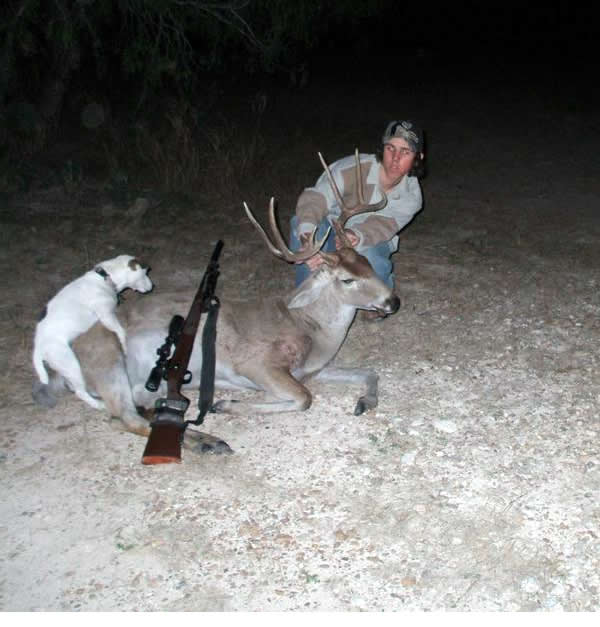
(290, 120, 425, 319)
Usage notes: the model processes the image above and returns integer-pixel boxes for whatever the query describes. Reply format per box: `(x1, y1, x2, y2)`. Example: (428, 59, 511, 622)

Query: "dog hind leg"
(32, 380, 57, 408)
(32, 343, 50, 384)
(45, 342, 105, 410)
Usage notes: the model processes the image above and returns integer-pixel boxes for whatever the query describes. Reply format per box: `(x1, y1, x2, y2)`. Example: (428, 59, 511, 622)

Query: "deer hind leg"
(311, 366, 378, 415)
(75, 326, 150, 435)
(183, 430, 233, 455)
(74, 326, 232, 452)
(213, 367, 312, 414)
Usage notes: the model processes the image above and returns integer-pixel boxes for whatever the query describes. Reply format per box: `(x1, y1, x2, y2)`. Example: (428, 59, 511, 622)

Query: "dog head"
(98, 255, 153, 294)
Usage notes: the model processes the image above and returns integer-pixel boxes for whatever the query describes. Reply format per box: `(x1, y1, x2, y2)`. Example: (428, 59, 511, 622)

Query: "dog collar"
(95, 266, 121, 303)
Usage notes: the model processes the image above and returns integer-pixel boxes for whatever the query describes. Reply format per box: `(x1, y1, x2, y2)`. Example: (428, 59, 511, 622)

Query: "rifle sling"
(187, 295, 220, 426)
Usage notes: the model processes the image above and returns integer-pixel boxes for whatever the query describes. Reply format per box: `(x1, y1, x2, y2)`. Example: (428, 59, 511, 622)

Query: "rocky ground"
(1, 56, 599, 611)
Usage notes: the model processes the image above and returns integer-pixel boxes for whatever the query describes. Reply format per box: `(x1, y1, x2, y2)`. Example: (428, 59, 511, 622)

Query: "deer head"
(243, 190, 399, 316)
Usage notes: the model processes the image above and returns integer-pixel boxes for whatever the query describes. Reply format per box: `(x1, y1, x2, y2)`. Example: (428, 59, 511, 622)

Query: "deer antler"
(243, 198, 331, 263)
(318, 148, 387, 248)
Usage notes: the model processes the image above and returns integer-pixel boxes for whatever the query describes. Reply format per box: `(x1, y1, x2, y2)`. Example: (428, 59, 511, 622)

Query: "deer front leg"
(213, 367, 312, 414)
(311, 366, 378, 415)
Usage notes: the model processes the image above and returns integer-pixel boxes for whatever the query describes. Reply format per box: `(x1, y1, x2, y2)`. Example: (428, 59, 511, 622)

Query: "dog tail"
(33, 345, 49, 385)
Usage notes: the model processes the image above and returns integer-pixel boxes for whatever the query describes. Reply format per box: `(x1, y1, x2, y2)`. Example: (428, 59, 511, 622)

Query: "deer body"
(121, 244, 398, 418)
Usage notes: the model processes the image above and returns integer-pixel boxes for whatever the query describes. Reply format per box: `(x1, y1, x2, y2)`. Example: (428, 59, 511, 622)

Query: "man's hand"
(335, 228, 359, 249)
(297, 232, 326, 269)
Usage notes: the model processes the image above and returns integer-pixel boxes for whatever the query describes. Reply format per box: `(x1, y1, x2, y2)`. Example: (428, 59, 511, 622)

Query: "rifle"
(141, 240, 223, 465)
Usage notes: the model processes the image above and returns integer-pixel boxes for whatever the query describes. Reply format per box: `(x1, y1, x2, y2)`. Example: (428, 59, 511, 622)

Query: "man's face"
(381, 137, 417, 182)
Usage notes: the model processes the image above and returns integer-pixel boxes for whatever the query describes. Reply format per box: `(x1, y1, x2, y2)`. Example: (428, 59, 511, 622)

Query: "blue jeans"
(289, 216, 395, 289)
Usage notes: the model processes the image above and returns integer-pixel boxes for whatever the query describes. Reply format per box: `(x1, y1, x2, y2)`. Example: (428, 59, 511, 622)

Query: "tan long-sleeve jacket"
(296, 153, 422, 252)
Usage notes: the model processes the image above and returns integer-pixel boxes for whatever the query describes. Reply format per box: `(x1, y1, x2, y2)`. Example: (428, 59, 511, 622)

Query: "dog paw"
(32, 381, 57, 409)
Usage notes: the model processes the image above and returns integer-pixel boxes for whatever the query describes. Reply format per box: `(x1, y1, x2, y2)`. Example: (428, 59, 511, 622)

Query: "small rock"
(521, 577, 541, 594)
(433, 419, 458, 433)
(401, 450, 417, 465)
(275, 534, 294, 547)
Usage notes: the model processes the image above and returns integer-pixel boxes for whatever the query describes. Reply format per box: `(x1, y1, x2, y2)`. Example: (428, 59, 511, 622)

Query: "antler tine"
(243, 201, 284, 258)
(267, 198, 332, 262)
(331, 219, 352, 249)
(318, 152, 347, 212)
(318, 150, 356, 248)
(243, 199, 331, 263)
(354, 148, 365, 205)
(267, 197, 297, 258)
(317, 149, 388, 231)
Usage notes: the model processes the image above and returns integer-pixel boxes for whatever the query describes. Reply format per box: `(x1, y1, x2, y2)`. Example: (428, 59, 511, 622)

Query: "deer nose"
(385, 294, 401, 314)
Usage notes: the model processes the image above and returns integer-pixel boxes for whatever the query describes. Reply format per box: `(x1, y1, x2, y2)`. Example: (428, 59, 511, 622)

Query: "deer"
(60, 150, 401, 453)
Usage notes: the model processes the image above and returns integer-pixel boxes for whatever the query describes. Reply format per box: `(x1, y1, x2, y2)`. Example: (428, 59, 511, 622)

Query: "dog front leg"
(97, 313, 128, 354)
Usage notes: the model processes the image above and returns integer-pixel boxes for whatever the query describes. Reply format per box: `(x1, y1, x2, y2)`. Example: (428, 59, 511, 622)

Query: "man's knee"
(362, 247, 394, 288)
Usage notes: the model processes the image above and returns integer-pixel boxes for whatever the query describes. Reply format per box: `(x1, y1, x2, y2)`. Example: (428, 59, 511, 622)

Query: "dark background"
(1, 1, 598, 200)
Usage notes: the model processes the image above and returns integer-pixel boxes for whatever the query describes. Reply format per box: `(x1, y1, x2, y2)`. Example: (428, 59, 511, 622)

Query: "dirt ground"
(1, 55, 599, 611)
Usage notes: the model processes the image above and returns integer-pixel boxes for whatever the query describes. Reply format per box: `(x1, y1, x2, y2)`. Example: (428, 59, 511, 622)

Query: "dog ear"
(128, 258, 142, 271)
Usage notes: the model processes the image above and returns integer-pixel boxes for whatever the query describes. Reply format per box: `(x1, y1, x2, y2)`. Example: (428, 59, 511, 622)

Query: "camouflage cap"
(382, 120, 424, 153)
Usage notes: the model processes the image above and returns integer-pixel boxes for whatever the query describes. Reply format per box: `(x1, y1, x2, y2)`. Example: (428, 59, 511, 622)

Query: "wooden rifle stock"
(142, 240, 223, 465)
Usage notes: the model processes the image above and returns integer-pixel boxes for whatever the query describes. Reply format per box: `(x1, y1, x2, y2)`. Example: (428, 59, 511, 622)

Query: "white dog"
(32, 254, 153, 410)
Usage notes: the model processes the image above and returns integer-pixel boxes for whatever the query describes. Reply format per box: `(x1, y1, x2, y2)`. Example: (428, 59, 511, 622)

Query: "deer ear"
(287, 278, 326, 309)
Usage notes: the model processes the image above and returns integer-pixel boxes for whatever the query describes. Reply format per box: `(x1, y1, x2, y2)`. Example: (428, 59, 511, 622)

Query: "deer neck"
(291, 285, 356, 335)
(286, 288, 355, 377)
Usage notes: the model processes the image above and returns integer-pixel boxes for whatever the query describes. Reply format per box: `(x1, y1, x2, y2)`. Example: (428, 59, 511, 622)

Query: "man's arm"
(295, 162, 346, 237)
(347, 177, 423, 249)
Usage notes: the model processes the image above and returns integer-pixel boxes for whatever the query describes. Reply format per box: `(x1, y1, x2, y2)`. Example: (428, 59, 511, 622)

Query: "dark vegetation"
(2, 1, 596, 202)
(1, 0, 395, 198)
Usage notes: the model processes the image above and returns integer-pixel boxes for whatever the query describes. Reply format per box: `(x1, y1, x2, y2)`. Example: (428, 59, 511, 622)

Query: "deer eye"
(341, 278, 355, 285)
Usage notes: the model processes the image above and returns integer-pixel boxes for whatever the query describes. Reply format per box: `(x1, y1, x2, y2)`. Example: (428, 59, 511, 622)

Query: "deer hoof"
(210, 399, 239, 413)
(184, 431, 233, 455)
(200, 439, 233, 455)
(354, 395, 377, 416)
